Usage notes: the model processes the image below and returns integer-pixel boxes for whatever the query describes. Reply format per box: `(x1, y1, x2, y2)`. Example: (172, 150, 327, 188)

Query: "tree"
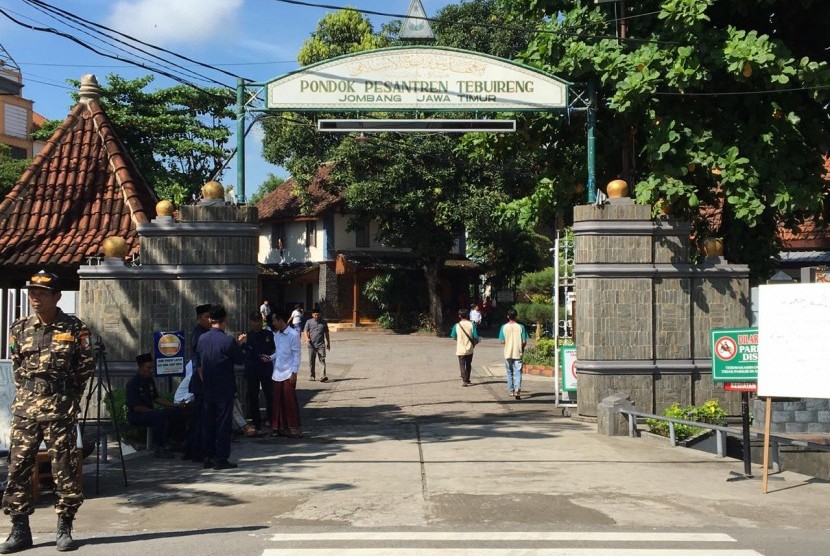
(501, 0, 830, 280)
(261, 1, 548, 327)
(35, 74, 235, 204)
(249, 173, 286, 205)
(514, 267, 553, 339)
(0, 144, 31, 197)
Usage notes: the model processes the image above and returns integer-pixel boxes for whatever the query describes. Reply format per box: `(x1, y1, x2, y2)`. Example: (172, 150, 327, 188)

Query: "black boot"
(55, 515, 76, 552)
(0, 514, 33, 554)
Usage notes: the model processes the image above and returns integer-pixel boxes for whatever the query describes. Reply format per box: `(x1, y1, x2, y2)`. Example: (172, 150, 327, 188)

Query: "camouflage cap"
(26, 270, 61, 292)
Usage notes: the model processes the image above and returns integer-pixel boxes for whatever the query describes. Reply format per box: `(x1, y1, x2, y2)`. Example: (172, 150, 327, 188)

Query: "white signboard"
(758, 283, 830, 398)
(266, 47, 569, 112)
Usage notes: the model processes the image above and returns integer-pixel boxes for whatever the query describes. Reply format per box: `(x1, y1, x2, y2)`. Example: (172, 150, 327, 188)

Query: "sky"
(0, 0, 454, 200)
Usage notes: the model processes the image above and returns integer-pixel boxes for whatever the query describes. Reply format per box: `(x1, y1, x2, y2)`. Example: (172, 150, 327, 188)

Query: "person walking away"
(195, 305, 244, 470)
(184, 304, 211, 463)
(240, 311, 275, 433)
(1, 271, 95, 553)
(450, 308, 479, 387)
(289, 304, 304, 332)
(265, 310, 303, 438)
(259, 300, 271, 326)
(303, 305, 330, 382)
(126, 354, 188, 459)
(499, 308, 528, 400)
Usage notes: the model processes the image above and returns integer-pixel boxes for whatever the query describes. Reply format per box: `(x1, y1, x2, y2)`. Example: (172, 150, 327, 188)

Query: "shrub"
(522, 338, 556, 366)
(646, 400, 726, 441)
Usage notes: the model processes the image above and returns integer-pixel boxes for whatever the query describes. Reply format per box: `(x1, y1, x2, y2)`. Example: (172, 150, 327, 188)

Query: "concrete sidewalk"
(7, 331, 830, 546)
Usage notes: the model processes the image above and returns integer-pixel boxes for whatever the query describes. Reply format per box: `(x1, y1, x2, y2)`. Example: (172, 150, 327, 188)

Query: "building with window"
(255, 163, 479, 327)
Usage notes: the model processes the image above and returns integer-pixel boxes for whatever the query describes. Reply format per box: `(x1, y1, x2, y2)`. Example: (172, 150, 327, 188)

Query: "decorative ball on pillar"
(102, 236, 129, 259)
(202, 181, 224, 200)
(606, 179, 629, 198)
(156, 200, 175, 217)
(702, 237, 724, 257)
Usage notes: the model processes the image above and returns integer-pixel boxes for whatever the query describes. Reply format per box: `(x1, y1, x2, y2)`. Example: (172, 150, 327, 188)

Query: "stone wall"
(573, 199, 749, 417)
(78, 206, 259, 371)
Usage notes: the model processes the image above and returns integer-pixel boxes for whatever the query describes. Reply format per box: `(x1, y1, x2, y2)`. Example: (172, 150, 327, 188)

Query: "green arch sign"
(265, 46, 570, 112)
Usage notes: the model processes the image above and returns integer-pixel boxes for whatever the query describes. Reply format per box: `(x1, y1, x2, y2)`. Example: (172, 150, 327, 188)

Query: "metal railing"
(619, 408, 830, 471)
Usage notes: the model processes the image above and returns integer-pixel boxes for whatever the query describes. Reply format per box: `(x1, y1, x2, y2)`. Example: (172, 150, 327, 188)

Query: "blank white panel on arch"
(758, 283, 830, 399)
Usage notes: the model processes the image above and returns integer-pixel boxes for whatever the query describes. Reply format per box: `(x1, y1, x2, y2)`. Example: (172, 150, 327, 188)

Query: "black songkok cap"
(196, 304, 212, 316)
(26, 270, 62, 292)
(136, 353, 153, 365)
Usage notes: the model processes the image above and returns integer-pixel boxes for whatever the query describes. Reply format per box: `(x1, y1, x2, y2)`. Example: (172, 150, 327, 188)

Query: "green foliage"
(297, 9, 393, 66)
(522, 337, 556, 366)
(38, 74, 235, 202)
(501, 0, 830, 280)
(518, 267, 554, 301)
(250, 173, 286, 205)
(0, 144, 31, 197)
(646, 400, 727, 441)
(262, 1, 551, 327)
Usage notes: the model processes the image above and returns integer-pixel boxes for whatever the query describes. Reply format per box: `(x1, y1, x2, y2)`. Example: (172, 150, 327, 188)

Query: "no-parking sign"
(561, 346, 577, 392)
(711, 327, 758, 383)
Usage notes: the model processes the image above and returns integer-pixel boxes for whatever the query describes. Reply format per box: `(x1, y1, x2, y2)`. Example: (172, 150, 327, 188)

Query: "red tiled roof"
(31, 111, 47, 130)
(0, 96, 156, 266)
(256, 162, 343, 222)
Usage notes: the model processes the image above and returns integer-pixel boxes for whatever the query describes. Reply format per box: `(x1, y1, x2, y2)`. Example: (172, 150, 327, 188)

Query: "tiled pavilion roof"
(0, 75, 156, 271)
(256, 162, 343, 222)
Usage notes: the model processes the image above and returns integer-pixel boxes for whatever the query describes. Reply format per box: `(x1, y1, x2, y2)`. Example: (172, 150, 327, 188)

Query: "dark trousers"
(185, 394, 203, 459)
(272, 379, 301, 432)
(202, 396, 233, 462)
(457, 354, 473, 384)
(245, 371, 273, 429)
(129, 410, 169, 448)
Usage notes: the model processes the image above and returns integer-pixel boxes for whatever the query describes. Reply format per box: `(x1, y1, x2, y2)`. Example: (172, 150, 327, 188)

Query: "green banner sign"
(561, 346, 577, 392)
(711, 327, 758, 383)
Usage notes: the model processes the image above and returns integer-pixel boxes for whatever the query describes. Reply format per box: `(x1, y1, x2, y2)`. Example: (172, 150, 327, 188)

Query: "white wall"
(259, 220, 325, 264)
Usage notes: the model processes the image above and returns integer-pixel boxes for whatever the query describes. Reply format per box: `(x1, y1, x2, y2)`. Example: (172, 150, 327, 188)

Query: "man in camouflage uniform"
(1, 271, 95, 553)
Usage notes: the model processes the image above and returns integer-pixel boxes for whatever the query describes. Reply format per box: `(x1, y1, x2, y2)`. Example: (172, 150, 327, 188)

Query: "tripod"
(80, 338, 128, 493)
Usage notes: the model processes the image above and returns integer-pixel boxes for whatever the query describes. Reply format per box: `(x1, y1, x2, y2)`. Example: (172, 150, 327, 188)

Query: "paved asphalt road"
(5, 331, 830, 555)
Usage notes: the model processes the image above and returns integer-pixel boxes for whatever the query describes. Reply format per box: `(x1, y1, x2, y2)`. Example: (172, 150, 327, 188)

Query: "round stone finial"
(606, 179, 629, 198)
(701, 237, 724, 257)
(202, 181, 224, 199)
(102, 236, 129, 259)
(156, 200, 175, 217)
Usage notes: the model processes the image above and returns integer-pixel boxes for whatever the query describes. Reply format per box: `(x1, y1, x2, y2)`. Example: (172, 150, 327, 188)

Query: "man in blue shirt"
(183, 303, 211, 463)
(195, 305, 244, 470)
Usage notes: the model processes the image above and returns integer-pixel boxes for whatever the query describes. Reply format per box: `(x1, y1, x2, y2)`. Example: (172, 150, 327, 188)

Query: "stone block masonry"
(78, 207, 259, 369)
(573, 199, 749, 417)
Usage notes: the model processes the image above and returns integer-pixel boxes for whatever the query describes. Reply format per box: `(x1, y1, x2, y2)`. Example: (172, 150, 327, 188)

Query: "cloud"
(106, 0, 244, 45)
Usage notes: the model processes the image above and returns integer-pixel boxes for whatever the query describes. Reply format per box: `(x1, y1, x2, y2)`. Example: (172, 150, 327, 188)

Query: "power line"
(653, 84, 830, 97)
(0, 7, 231, 100)
(24, 0, 249, 83)
(21, 0, 237, 89)
(269, 0, 678, 46)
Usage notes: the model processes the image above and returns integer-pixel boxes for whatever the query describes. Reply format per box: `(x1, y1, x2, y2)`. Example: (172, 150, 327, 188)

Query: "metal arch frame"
(234, 50, 598, 205)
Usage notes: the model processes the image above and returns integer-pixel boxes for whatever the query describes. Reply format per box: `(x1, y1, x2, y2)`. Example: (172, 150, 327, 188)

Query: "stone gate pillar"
(573, 197, 750, 417)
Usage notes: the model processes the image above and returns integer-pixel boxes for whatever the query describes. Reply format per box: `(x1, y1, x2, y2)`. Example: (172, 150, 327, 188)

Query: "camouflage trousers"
(2, 416, 82, 517)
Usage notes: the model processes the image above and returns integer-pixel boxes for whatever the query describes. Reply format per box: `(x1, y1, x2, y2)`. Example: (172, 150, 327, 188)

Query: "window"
(270, 223, 285, 251)
(9, 146, 27, 160)
(305, 221, 316, 248)
(355, 222, 370, 248)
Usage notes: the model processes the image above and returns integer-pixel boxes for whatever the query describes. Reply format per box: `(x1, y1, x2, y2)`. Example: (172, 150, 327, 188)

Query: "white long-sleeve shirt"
(269, 326, 301, 382)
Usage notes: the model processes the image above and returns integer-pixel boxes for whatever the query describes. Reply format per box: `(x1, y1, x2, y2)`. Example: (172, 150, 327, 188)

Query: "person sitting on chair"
(125, 353, 187, 458)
